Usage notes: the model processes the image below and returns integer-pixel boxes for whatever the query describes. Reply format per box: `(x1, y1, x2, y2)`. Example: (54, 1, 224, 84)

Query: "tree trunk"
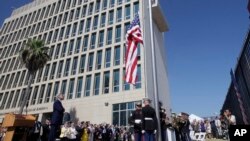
(19, 72, 34, 114)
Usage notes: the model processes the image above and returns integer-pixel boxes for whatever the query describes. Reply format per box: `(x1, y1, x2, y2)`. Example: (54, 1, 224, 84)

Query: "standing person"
(141, 98, 157, 141)
(129, 102, 143, 141)
(75, 121, 83, 141)
(179, 113, 191, 141)
(49, 93, 65, 141)
(41, 119, 51, 141)
(223, 109, 236, 125)
(159, 102, 167, 141)
(215, 116, 222, 138)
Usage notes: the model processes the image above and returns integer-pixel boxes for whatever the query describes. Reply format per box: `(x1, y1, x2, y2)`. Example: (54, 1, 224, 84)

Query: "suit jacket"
(51, 100, 65, 125)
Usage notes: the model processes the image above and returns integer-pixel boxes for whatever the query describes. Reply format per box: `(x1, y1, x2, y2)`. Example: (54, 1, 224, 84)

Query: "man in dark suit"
(48, 93, 65, 141)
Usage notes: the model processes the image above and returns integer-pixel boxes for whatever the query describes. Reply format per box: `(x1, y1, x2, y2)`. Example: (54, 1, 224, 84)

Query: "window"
(57, 60, 64, 78)
(112, 102, 137, 126)
(107, 28, 113, 45)
(115, 26, 121, 42)
(43, 64, 50, 81)
(75, 8, 80, 19)
(59, 27, 65, 40)
(85, 75, 92, 96)
(66, 0, 71, 9)
(5, 91, 14, 109)
(114, 46, 120, 66)
(108, 10, 114, 25)
(45, 83, 52, 103)
(117, 8, 122, 22)
(7, 73, 14, 89)
(110, 0, 115, 7)
(72, 22, 78, 36)
(72, 0, 76, 7)
(79, 20, 84, 34)
(96, 51, 102, 70)
(125, 5, 131, 19)
(47, 31, 53, 43)
(94, 73, 100, 95)
(52, 82, 60, 101)
(69, 10, 74, 22)
(64, 59, 71, 76)
(76, 77, 83, 98)
(50, 62, 57, 79)
(85, 18, 91, 32)
(57, 14, 63, 26)
(38, 85, 45, 104)
(95, 0, 100, 12)
(72, 38, 80, 53)
(50, 3, 56, 15)
(103, 71, 110, 94)
(90, 33, 96, 49)
(2, 74, 10, 90)
(19, 70, 26, 86)
(113, 69, 120, 92)
(55, 1, 61, 14)
(36, 69, 43, 82)
(65, 24, 71, 38)
(88, 3, 94, 15)
(118, 0, 123, 5)
(46, 19, 52, 30)
(100, 13, 106, 27)
(93, 16, 99, 30)
(31, 86, 39, 105)
(0, 92, 8, 109)
(134, 2, 139, 16)
(81, 5, 87, 17)
(68, 40, 74, 55)
(135, 65, 142, 89)
(61, 42, 67, 57)
(11, 90, 20, 108)
(87, 53, 94, 71)
(13, 71, 20, 87)
(123, 68, 130, 90)
(105, 48, 111, 68)
(53, 29, 59, 42)
(55, 44, 61, 59)
(71, 57, 78, 75)
(67, 79, 75, 99)
(79, 55, 86, 73)
(82, 35, 89, 51)
(102, 0, 108, 10)
(49, 46, 55, 59)
(61, 80, 67, 95)
(98, 30, 104, 47)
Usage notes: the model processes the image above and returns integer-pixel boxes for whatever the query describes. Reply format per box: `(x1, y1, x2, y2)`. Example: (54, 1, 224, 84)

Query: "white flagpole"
(148, 0, 162, 140)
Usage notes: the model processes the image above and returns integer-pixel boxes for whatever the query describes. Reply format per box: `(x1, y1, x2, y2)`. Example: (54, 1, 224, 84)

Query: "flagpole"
(148, 0, 162, 140)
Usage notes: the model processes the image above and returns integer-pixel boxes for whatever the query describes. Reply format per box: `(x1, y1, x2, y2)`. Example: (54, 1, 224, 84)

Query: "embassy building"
(0, 0, 170, 125)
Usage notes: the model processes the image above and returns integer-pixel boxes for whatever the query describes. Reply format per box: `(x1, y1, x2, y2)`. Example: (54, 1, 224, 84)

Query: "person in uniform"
(141, 98, 157, 141)
(129, 102, 143, 141)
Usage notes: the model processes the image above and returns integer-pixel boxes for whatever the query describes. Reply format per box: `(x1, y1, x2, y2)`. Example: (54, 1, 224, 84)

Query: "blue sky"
(0, 0, 249, 117)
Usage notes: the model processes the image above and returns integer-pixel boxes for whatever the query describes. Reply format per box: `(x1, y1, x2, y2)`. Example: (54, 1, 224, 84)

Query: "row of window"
(1, 0, 133, 36)
(0, 2, 139, 47)
(0, 46, 141, 90)
(0, 19, 135, 60)
(0, 66, 142, 110)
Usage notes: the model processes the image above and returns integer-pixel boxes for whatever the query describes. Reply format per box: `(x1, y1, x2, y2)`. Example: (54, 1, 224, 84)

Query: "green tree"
(19, 39, 50, 114)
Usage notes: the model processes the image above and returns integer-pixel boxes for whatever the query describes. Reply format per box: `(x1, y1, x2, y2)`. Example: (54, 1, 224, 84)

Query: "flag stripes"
(125, 14, 143, 84)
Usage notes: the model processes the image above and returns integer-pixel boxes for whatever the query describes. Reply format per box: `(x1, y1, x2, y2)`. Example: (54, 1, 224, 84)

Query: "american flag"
(230, 69, 249, 124)
(125, 14, 143, 84)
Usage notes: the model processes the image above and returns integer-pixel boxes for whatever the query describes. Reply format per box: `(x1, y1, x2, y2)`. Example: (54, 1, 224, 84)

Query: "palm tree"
(19, 39, 50, 114)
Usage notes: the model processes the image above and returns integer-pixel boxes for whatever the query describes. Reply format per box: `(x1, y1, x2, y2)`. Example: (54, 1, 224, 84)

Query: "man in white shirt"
(224, 109, 236, 125)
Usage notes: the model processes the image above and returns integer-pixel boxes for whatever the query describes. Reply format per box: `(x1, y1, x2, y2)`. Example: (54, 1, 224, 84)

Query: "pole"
(148, 0, 162, 140)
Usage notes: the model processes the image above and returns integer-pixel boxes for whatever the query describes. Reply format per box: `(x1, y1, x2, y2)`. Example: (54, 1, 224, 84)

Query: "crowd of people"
(171, 109, 236, 141)
(0, 94, 237, 141)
